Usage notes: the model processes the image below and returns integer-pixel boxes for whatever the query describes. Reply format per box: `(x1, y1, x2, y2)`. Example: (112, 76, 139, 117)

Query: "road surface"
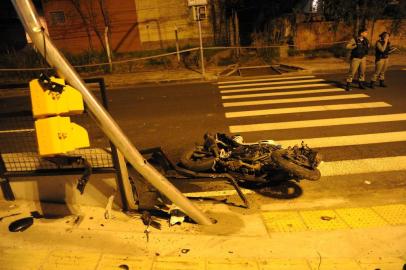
(1, 68, 406, 209)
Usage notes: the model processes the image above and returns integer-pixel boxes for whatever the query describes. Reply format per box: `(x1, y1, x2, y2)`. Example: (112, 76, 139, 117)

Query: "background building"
(41, 0, 213, 54)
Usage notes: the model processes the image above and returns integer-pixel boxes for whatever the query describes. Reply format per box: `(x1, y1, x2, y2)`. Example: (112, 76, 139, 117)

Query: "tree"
(68, 0, 111, 54)
(226, 0, 243, 46)
(321, 0, 391, 35)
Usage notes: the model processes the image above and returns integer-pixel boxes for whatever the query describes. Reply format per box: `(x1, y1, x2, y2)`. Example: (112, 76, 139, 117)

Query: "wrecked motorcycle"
(180, 133, 322, 184)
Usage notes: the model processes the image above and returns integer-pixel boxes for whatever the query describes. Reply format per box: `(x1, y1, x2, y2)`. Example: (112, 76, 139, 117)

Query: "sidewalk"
(282, 53, 406, 74)
(99, 67, 221, 89)
(1, 54, 406, 97)
(0, 199, 405, 269)
(95, 53, 406, 89)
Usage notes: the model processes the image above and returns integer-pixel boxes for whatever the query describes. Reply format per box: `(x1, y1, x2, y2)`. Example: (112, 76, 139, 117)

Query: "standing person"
(345, 28, 370, 91)
(370, 32, 396, 88)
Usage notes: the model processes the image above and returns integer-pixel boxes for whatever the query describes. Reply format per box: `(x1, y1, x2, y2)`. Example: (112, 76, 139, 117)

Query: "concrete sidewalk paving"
(1, 54, 406, 97)
(282, 53, 406, 74)
(98, 53, 406, 88)
(100, 67, 220, 89)
(0, 199, 405, 269)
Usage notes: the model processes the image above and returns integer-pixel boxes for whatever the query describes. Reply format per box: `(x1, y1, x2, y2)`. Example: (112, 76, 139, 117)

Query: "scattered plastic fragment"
(169, 209, 186, 226)
(141, 211, 161, 230)
(104, 194, 115, 219)
(0, 213, 21, 222)
(320, 216, 335, 221)
(9, 217, 34, 232)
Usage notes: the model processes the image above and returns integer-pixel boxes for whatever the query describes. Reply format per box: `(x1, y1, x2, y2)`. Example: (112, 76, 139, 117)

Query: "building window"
(50, 11, 65, 25)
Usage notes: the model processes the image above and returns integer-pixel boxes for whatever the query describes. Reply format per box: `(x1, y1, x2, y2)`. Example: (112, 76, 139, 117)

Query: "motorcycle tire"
(180, 147, 216, 172)
(271, 149, 321, 181)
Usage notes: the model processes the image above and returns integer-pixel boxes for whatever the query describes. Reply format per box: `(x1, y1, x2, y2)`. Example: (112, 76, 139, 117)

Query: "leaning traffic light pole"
(12, 0, 212, 226)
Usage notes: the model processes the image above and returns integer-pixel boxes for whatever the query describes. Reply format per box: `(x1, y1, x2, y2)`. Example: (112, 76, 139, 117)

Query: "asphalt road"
(1, 68, 406, 209)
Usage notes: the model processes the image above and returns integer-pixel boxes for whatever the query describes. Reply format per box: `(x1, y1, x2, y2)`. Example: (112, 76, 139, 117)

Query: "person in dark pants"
(370, 32, 397, 88)
(345, 28, 370, 91)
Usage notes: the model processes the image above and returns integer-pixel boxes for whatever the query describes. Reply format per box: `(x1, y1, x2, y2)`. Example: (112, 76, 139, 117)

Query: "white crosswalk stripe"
(219, 79, 325, 89)
(220, 83, 332, 94)
(217, 75, 406, 179)
(319, 156, 406, 176)
(221, 88, 344, 100)
(223, 94, 369, 107)
(225, 102, 391, 118)
(229, 113, 406, 133)
(218, 75, 315, 85)
(277, 131, 406, 148)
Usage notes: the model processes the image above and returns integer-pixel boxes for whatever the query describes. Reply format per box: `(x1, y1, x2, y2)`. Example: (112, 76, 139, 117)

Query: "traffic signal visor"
(29, 77, 84, 118)
(35, 116, 90, 156)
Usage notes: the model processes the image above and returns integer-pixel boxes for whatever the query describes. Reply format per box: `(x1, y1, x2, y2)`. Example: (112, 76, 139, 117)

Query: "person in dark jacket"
(345, 28, 370, 91)
(370, 32, 397, 88)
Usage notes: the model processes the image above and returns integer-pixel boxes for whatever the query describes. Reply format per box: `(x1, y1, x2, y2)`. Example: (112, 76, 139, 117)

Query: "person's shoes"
(379, 80, 387, 87)
(345, 82, 352, 91)
(359, 81, 366, 89)
(369, 81, 375, 89)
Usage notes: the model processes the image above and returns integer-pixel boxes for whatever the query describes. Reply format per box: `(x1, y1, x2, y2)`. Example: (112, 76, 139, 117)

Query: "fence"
(0, 43, 329, 80)
(2, 39, 404, 82)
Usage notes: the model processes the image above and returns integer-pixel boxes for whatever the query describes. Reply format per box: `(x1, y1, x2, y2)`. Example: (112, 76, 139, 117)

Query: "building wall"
(41, 0, 213, 54)
(134, 0, 213, 49)
(42, 0, 142, 53)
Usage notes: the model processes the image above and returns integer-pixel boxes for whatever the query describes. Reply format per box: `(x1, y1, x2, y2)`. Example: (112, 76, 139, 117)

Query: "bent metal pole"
(12, 0, 212, 225)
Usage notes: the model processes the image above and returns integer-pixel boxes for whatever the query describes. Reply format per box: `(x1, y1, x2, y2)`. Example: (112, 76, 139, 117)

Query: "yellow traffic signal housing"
(29, 77, 84, 118)
(35, 116, 90, 156)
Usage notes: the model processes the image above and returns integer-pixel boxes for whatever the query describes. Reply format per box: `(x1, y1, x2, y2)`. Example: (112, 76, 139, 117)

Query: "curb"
(216, 69, 312, 83)
(103, 74, 219, 90)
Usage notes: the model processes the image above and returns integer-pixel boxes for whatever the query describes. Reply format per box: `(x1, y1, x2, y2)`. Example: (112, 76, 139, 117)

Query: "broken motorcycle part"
(9, 217, 34, 232)
(181, 133, 321, 182)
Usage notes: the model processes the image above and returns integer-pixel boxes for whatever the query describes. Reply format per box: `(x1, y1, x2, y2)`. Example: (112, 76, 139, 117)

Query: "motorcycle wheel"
(180, 147, 216, 172)
(271, 149, 321, 181)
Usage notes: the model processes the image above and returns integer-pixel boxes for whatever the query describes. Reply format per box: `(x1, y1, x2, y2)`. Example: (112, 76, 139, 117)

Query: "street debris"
(141, 211, 162, 243)
(8, 217, 34, 232)
(0, 212, 21, 222)
(364, 180, 372, 185)
(73, 215, 83, 225)
(169, 209, 186, 226)
(320, 216, 335, 221)
(141, 211, 162, 230)
(30, 211, 43, 219)
(181, 248, 190, 254)
(118, 264, 129, 270)
(44, 155, 92, 194)
(104, 194, 115, 219)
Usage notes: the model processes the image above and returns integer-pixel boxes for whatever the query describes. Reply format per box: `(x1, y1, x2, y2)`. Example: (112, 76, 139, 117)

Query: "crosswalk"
(217, 75, 406, 178)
